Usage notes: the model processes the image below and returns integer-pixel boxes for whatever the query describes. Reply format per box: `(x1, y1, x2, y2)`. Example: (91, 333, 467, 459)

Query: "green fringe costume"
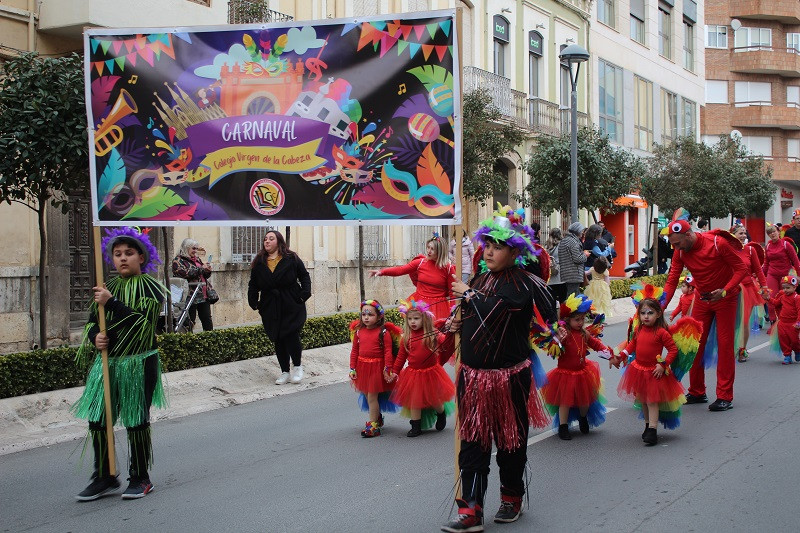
(72, 273, 167, 481)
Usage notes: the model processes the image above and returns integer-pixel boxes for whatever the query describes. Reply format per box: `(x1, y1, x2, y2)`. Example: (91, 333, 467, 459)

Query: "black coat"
(248, 254, 312, 341)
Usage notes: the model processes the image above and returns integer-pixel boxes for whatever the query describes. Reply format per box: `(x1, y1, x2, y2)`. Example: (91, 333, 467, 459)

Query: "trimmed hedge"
(0, 309, 406, 399)
(609, 274, 668, 299)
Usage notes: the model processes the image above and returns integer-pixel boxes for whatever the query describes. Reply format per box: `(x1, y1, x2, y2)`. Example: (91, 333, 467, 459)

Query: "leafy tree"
(519, 126, 645, 215)
(642, 136, 775, 220)
(0, 52, 88, 348)
(462, 89, 527, 203)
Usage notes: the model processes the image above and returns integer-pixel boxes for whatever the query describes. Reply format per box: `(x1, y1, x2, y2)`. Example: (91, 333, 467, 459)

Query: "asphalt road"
(2, 321, 798, 533)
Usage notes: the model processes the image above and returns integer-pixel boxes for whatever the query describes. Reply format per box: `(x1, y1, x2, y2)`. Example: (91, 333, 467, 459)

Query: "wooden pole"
(454, 6, 464, 493)
(92, 226, 117, 476)
(651, 218, 660, 277)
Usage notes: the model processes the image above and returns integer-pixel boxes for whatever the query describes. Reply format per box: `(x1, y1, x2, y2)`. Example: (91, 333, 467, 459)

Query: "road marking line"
(749, 340, 770, 353)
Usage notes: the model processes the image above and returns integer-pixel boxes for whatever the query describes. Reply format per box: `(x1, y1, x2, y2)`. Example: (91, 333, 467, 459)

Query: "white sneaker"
(290, 365, 304, 383)
(275, 372, 290, 385)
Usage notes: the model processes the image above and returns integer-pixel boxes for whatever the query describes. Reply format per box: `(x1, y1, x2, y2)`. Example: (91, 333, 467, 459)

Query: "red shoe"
(441, 499, 483, 532)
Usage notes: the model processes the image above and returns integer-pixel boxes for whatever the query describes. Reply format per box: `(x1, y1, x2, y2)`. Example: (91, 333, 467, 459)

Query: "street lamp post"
(559, 43, 589, 224)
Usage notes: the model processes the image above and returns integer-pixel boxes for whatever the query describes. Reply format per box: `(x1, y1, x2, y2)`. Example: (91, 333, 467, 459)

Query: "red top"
(392, 332, 454, 374)
(762, 238, 800, 279)
(664, 232, 748, 306)
(349, 326, 394, 369)
(768, 291, 800, 325)
(740, 246, 767, 287)
(670, 291, 696, 320)
(620, 325, 678, 366)
(379, 256, 455, 319)
(558, 329, 609, 371)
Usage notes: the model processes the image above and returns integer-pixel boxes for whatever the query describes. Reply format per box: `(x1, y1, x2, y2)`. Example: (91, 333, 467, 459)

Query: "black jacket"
(248, 254, 312, 341)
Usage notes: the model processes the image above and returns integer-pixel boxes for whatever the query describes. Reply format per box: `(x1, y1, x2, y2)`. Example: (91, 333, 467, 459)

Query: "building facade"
(703, 0, 800, 241)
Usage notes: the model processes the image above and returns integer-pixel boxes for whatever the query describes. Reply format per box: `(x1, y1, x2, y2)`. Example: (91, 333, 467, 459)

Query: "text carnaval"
(221, 119, 298, 143)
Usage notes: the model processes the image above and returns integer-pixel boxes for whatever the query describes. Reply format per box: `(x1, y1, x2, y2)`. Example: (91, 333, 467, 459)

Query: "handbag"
(206, 286, 220, 304)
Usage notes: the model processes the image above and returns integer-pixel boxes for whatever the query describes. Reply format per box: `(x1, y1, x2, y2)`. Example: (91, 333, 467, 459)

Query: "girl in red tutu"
(614, 296, 687, 446)
(349, 299, 401, 438)
(386, 299, 455, 437)
(543, 293, 612, 441)
(731, 224, 769, 362)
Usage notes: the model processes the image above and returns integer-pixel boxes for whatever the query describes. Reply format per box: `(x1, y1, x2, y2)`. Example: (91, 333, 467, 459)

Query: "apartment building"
(702, 1, 800, 240)
(590, 0, 704, 275)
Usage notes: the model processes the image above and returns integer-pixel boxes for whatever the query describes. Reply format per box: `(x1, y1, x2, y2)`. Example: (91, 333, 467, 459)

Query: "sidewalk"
(0, 296, 674, 457)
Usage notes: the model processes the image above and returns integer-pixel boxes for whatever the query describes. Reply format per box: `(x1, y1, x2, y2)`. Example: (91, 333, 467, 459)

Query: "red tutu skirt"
(352, 357, 394, 394)
(390, 364, 455, 409)
(542, 360, 601, 408)
(617, 360, 686, 404)
(410, 290, 452, 321)
(740, 281, 765, 326)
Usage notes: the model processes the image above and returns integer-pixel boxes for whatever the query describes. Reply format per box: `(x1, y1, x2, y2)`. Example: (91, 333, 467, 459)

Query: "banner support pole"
(453, 5, 464, 495)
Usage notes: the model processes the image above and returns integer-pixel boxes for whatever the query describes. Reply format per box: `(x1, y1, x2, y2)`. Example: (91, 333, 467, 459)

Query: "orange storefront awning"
(613, 195, 648, 209)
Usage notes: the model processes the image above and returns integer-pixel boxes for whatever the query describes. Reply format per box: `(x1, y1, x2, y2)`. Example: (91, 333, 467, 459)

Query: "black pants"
(275, 331, 302, 372)
(549, 283, 567, 304)
(457, 368, 530, 507)
(189, 301, 213, 331)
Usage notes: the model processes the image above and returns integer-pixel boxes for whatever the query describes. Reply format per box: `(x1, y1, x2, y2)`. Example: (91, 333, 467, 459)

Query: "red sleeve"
(721, 240, 749, 293)
(382, 329, 394, 368)
(392, 341, 409, 374)
(663, 250, 684, 307)
(349, 332, 359, 369)
(620, 334, 638, 356)
(660, 329, 678, 366)
(762, 244, 770, 274)
(670, 296, 684, 320)
(586, 334, 609, 353)
(380, 257, 423, 277)
(787, 243, 800, 273)
(749, 249, 767, 286)
(770, 293, 783, 312)
(437, 332, 455, 365)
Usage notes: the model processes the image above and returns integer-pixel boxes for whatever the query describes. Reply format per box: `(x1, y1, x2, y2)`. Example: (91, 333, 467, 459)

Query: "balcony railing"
(731, 102, 800, 130)
(769, 157, 800, 181)
(463, 66, 589, 136)
(730, 0, 800, 24)
(730, 46, 800, 77)
(228, 0, 293, 24)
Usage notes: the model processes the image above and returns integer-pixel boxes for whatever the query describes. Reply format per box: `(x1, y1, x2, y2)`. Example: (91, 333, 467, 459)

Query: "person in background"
(783, 209, 800, 249)
(583, 224, 613, 272)
(599, 220, 614, 245)
(559, 222, 589, 299)
(545, 228, 567, 304)
(171, 239, 214, 331)
(449, 231, 475, 283)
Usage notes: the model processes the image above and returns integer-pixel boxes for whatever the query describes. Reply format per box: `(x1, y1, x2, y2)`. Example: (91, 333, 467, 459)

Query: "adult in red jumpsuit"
(761, 224, 800, 322)
(663, 219, 748, 411)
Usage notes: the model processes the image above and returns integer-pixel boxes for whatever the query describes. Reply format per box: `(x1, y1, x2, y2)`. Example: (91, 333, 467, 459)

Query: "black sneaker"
(494, 498, 522, 523)
(685, 393, 708, 404)
(435, 410, 447, 431)
(641, 424, 650, 440)
(121, 478, 154, 499)
(558, 424, 572, 440)
(643, 427, 657, 446)
(76, 475, 120, 501)
(578, 416, 590, 434)
(441, 513, 484, 532)
(708, 399, 733, 412)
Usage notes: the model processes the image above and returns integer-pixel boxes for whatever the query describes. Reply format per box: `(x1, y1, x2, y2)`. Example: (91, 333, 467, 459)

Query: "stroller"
(159, 278, 206, 333)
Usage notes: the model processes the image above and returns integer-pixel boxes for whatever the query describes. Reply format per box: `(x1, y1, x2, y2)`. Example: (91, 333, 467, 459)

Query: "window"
(659, 4, 672, 59)
(705, 25, 728, 49)
(701, 134, 721, 146)
(630, 0, 645, 44)
(661, 89, 678, 145)
(231, 226, 277, 263)
(529, 54, 540, 97)
(788, 33, 800, 53)
(741, 136, 772, 158)
(683, 21, 695, 70)
(598, 0, 615, 28)
(734, 27, 771, 51)
(408, 0, 429, 10)
(493, 15, 510, 77)
(358, 226, 390, 260)
(706, 80, 728, 103)
(634, 76, 653, 150)
(682, 98, 696, 137)
(353, 0, 379, 16)
(788, 86, 800, 108)
(560, 61, 571, 108)
(734, 81, 771, 106)
(788, 139, 800, 161)
(598, 60, 624, 143)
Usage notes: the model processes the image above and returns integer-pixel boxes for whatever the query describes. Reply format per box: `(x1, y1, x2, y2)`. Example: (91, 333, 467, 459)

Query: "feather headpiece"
(361, 299, 385, 317)
(101, 226, 160, 274)
(473, 203, 540, 267)
(397, 298, 434, 318)
(560, 292, 593, 318)
(781, 275, 798, 287)
(666, 207, 692, 235)
(631, 282, 667, 308)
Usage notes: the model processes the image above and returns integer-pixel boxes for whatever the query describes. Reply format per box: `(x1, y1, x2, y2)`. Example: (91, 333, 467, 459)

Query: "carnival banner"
(84, 11, 461, 226)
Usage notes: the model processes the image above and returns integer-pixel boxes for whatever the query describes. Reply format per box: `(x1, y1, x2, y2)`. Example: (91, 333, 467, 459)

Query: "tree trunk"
(358, 226, 365, 302)
(162, 227, 173, 332)
(37, 203, 48, 349)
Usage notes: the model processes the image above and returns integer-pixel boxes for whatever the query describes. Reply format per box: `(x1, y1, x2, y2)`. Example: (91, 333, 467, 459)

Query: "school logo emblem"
(250, 178, 285, 216)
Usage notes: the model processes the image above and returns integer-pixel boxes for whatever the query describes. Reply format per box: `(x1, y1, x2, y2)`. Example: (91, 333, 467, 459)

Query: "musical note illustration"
(147, 117, 154, 129)
(128, 75, 138, 84)
(397, 83, 407, 95)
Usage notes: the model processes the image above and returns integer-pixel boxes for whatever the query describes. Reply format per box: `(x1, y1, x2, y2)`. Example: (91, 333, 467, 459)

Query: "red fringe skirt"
(617, 360, 686, 404)
(352, 356, 394, 394)
(740, 280, 765, 326)
(458, 359, 550, 452)
(542, 360, 601, 408)
(391, 364, 455, 409)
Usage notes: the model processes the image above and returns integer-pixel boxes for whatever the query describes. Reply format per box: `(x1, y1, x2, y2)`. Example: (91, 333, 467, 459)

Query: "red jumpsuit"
(664, 231, 748, 402)
(768, 291, 800, 355)
(390, 332, 455, 410)
(379, 256, 455, 320)
(669, 291, 696, 321)
(542, 329, 608, 409)
(762, 238, 800, 321)
(617, 326, 685, 405)
(350, 326, 395, 394)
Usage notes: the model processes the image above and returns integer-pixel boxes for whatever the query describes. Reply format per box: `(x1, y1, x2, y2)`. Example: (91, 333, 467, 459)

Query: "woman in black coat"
(248, 230, 312, 385)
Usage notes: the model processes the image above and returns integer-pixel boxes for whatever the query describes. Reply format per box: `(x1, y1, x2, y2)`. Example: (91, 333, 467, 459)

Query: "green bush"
(609, 274, 668, 299)
(0, 308, 409, 399)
